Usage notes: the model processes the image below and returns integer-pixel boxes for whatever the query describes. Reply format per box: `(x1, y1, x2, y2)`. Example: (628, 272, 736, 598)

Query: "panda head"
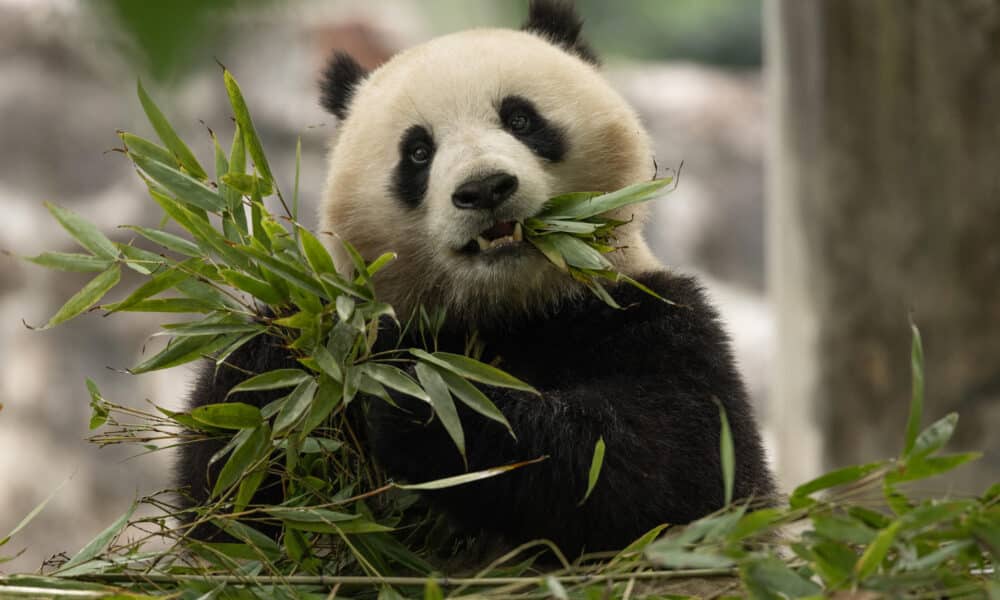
(318, 0, 659, 326)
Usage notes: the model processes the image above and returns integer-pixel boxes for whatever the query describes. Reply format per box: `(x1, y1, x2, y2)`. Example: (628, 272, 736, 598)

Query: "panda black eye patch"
(392, 125, 436, 208)
(498, 95, 567, 163)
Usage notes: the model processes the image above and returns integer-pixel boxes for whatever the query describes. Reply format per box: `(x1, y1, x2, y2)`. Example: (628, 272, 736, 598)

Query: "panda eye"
(409, 144, 432, 165)
(506, 111, 532, 133)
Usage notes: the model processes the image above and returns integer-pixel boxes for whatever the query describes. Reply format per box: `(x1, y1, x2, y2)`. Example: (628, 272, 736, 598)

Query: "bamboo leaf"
(545, 233, 613, 271)
(212, 424, 271, 498)
(102, 264, 189, 313)
(714, 398, 735, 506)
(741, 556, 821, 598)
(57, 502, 137, 572)
(130, 334, 231, 373)
(908, 412, 958, 460)
(364, 363, 430, 403)
(120, 132, 178, 168)
(224, 70, 274, 186)
(112, 298, 219, 314)
(411, 350, 537, 393)
(299, 226, 336, 275)
(137, 79, 207, 180)
(537, 179, 671, 220)
(123, 225, 201, 257)
(228, 369, 311, 396)
(854, 521, 901, 579)
(790, 462, 884, 508)
(44, 203, 119, 260)
(41, 264, 121, 329)
(273, 379, 318, 436)
(133, 153, 225, 212)
(25, 252, 113, 273)
(219, 269, 287, 305)
(414, 362, 464, 459)
(579, 436, 606, 506)
(435, 366, 514, 436)
(903, 321, 924, 457)
(192, 402, 263, 430)
(397, 457, 546, 490)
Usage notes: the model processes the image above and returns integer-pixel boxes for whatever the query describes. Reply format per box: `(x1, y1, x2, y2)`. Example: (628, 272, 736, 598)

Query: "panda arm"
(367, 271, 775, 552)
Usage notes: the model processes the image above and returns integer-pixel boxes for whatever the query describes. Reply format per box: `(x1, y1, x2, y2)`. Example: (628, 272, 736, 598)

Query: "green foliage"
(4, 71, 995, 599)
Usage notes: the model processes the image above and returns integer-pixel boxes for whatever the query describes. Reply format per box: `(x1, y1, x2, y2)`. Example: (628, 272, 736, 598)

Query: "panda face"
(319, 28, 659, 323)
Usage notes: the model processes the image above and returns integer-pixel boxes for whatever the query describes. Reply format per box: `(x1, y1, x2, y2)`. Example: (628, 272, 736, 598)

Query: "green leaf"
(191, 402, 263, 430)
(130, 333, 231, 373)
(0, 479, 69, 548)
(25, 252, 113, 273)
(86, 378, 108, 430)
(888, 452, 981, 484)
(424, 579, 444, 600)
(714, 398, 735, 506)
(646, 548, 735, 569)
(790, 461, 884, 507)
(120, 132, 178, 168)
(137, 79, 207, 180)
(545, 233, 613, 270)
(211, 424, 271, 498)
(578, 436, 607, 507)
(336, 295, 355, 322)
(219, 269, 286, 305)
(224, 70, 274, 186)
(812, 513, 877, 545)
(526, 232, 568, 271)
(123, 225, 201, 257)
(741, 556, 821, 598)
(57, 501, 137, 572)
(855, 521, 901, 579)
(415, 362, 464, 459)
(133, 153, 225, 212)
(299, 227, 337, 275)
(228, 369, 311, 396)
(234, 467, 267, 513)
(366, 252, 397, 277)
(364, 363, 430, 402)
(908, 412, 958, 460)
(411, 350, 537, 393)
(273, 378, 318, 436)
(397, 457, 545, 490)
(41, 264, 121, 329)
(435, 366, 514, 436)
(44, 203, 119, 260)
(537, 179, 671, 220)
(300, 377, 344, 437)
(112, 298, 219, 314)
(903, 321, 924, 457)
(159, 321, 263, 337)
(102, 263, 189, 313)
(220, 173, 273, 197)
(242, 246, 329, 300)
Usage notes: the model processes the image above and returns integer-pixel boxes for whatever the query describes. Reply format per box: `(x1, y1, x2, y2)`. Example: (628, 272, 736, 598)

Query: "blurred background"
(1, 0, 997, 574)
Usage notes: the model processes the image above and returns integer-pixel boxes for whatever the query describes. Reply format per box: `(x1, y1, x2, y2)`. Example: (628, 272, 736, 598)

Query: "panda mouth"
(462, 221, 524, 254)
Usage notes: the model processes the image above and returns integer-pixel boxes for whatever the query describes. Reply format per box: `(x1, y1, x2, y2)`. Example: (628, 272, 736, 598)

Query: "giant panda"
(177, 0, 776, 557)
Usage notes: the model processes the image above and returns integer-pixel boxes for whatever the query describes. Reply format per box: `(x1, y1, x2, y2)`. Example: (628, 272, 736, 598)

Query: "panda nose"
(451, 173, 519, 210)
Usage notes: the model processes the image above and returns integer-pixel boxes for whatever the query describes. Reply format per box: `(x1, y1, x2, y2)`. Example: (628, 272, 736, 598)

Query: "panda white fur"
(177, 0, 775, 556)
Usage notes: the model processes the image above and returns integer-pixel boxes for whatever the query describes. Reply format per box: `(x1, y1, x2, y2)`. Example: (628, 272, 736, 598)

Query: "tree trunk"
(767, 0, 1000, 491)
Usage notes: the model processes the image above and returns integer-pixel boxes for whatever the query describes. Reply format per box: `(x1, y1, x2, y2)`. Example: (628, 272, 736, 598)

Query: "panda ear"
(320, 51, 368, 119)
(521, 0, 599, 65)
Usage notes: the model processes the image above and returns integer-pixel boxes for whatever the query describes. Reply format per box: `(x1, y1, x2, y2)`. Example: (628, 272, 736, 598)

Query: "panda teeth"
(474, 223, 524, 252)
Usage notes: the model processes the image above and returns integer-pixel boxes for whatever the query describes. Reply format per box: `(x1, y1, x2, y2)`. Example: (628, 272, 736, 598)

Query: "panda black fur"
(177, 0, 776, 557)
